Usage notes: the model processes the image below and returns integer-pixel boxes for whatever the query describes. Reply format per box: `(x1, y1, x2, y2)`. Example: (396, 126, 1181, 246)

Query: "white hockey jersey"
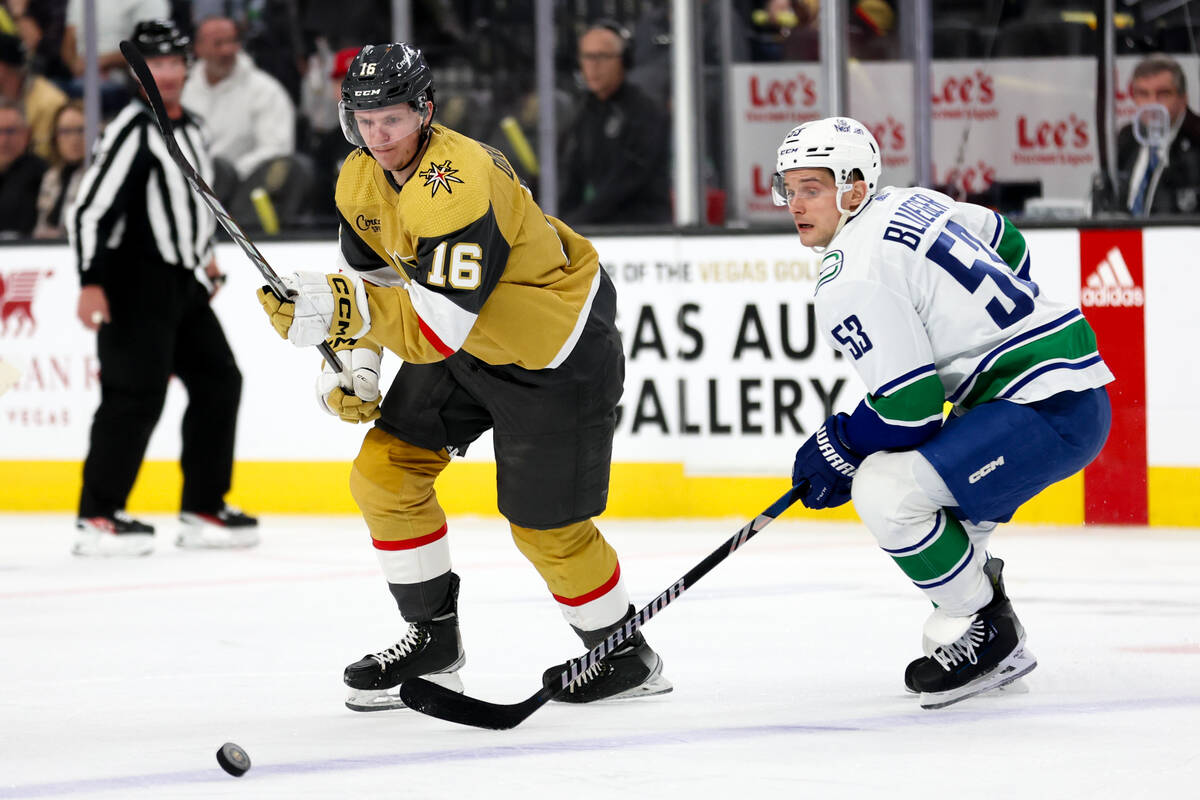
(814, 186, 1114, 454)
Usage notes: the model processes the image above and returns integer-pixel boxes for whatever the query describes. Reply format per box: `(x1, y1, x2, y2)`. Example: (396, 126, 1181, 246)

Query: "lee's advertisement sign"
(732, 55, 1200, 224)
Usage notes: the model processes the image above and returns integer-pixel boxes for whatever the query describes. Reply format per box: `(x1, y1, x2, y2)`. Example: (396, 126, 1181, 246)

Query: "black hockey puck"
(216, 742, 251, 777)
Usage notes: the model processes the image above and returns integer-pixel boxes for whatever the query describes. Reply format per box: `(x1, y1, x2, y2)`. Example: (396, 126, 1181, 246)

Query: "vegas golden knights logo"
(418, 160, 464, 197)
(0, 269, 54, 336)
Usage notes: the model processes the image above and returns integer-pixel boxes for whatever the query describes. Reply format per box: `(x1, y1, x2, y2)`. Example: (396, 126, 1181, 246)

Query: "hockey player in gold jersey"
(257, 42, 670, 711)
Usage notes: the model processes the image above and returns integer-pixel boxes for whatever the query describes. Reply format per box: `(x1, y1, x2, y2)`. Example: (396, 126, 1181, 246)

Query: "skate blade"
(919, 647, 1037, 710)
(175, 530, 261, 550)
(345, 671, 464, 712)
(72, 535, 155, 557)
(607, 672, 674, 701)
(996, 677, 1030, 694)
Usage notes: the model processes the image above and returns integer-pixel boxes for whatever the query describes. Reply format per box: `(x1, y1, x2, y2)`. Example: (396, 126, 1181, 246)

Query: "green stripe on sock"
(890, 515, 970, 583)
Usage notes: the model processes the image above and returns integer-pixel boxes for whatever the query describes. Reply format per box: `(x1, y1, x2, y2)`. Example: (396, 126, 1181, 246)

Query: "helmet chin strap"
(811, 183, 868, 253)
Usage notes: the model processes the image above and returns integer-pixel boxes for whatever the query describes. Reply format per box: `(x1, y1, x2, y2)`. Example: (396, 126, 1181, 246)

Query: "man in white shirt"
(181, 16, 295, 178)
(62, 0, 169, 79)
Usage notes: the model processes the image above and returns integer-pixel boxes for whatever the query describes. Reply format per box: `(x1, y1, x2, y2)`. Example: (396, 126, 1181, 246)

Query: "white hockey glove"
(315, 339, 382, 423)
(257, 271, 371, 347)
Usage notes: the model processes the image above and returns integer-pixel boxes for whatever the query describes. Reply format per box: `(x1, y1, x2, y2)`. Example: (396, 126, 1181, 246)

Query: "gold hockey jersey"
(334, 124, 603, 370)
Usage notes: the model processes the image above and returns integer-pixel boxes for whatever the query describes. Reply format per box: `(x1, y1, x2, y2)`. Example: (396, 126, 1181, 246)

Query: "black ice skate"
(177, 504, 260, 549)
(344, 574, 465, 712)
(904, 557, 1037, 709)
(543, 606, 673, 704)
(73, 511, 155, 557)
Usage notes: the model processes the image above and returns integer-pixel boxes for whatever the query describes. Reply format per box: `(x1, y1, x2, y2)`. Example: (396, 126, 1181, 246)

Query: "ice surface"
(1, 514, 1197, 798)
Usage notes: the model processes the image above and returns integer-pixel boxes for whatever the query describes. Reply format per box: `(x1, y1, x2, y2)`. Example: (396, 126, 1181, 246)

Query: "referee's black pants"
(78, 264, 243, 518)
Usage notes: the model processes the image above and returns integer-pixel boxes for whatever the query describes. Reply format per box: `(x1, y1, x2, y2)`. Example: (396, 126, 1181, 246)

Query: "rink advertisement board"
(1079, 229, 1148, 525)
(0, 228, 1196, 525)
(731, 56, 1200, 224)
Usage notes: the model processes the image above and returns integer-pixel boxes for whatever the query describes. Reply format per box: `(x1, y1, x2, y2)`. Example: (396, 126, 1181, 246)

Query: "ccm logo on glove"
(330, 275, 362, 340)
(256, 271, 372, 348)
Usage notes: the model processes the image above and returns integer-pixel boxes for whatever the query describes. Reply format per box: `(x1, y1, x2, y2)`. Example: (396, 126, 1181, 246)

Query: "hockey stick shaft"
(399, 483, 806, 729)
(119, 41, 343, 375)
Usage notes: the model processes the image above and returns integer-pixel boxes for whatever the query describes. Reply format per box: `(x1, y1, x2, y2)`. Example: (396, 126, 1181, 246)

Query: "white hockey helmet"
(772, 117, 882, 207)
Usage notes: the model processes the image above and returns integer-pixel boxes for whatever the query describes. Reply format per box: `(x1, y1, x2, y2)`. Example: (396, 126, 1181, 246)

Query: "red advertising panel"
(1079, 229, 1147, 524)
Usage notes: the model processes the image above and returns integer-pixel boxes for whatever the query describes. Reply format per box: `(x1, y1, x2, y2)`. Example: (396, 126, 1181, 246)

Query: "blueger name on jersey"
(882, 193, 951, 251)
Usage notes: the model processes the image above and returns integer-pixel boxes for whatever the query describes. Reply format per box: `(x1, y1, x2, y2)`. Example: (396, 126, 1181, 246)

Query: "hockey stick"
(398, 483, 807, 730)
(119, 40, 345, 376)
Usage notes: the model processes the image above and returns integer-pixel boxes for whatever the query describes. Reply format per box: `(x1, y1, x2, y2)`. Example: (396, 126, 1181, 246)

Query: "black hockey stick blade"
(399, 484, 807, 730)
(119, 40, 344, 375)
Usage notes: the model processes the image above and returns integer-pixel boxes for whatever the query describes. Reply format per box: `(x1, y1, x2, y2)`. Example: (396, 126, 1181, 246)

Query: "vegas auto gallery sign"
(732, 55, 1200, 224)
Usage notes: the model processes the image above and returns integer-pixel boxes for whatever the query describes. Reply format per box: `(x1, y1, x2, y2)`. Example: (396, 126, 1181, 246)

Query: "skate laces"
(370, 625, 427, 667)
(932, 618, 986, 670)
(566, 660, 606, 691)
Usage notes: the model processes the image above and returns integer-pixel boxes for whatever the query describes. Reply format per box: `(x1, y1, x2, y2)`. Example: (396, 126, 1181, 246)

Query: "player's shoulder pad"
(335, 148, 385, 213)
(400, 125, 494, 239)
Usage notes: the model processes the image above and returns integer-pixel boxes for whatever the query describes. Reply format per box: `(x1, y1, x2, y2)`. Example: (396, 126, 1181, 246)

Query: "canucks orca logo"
(418, 160, 464, 197)
(815, 250, 844, 293)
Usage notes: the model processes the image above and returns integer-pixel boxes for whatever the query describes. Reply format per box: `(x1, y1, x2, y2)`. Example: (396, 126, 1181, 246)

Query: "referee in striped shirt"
(67, 19, 257, 557)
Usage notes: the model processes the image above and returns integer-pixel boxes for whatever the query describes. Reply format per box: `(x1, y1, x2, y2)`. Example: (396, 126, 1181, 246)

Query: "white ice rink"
(1, 513, 1197, 798)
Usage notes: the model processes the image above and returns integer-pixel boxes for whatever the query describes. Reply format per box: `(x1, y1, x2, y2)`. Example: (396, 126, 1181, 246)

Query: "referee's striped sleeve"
(67, 110, 144, 283)
(180, 122, 217, 265)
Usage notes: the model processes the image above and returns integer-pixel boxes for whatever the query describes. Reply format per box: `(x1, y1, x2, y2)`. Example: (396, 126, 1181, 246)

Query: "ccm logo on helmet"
(354, 89, 381, 96)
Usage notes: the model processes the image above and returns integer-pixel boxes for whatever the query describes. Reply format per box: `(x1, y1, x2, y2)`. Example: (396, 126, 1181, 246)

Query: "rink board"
(0, 228, 1196, 525)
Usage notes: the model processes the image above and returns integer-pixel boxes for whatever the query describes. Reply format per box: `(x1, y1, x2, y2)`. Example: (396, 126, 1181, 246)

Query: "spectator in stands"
(0, 98, 46, 237)
(557, 20, 671, 226)
(32, 99, 84, 239)
(1115, 54, 1200, 216)
(748, 0, 817, 61)
(182, 15, 295, 179)
(0, 31, 66, 160)
(61, 0, 167, 117)
(12, 2, 73, 84)
(746, 0, 897, 61)
(61, 0, 168, 80)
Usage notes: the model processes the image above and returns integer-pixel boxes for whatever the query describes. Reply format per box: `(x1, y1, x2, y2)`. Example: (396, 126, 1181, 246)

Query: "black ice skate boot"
(542, 606, 673, 703)
(904, 557, 1037, 709)
(344, 574, 465, 711)
(73, 511, 155, 557)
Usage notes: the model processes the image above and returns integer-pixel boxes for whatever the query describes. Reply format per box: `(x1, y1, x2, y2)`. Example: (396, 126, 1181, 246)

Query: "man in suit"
(1115, 54, 1200, 216)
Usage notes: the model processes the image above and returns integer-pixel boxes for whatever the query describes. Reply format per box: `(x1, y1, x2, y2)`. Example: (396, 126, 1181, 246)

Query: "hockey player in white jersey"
(775, 117, 1114, 709)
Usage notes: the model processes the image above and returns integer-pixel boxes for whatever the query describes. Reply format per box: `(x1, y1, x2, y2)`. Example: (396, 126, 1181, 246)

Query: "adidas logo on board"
(1081, 247, 1144, 308)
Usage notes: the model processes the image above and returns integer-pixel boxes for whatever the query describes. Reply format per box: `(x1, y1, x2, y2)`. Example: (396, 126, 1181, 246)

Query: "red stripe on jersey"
(372, 523, 448, 551)
(553, 563, 621, 607)
(417, 316, 456, 358)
